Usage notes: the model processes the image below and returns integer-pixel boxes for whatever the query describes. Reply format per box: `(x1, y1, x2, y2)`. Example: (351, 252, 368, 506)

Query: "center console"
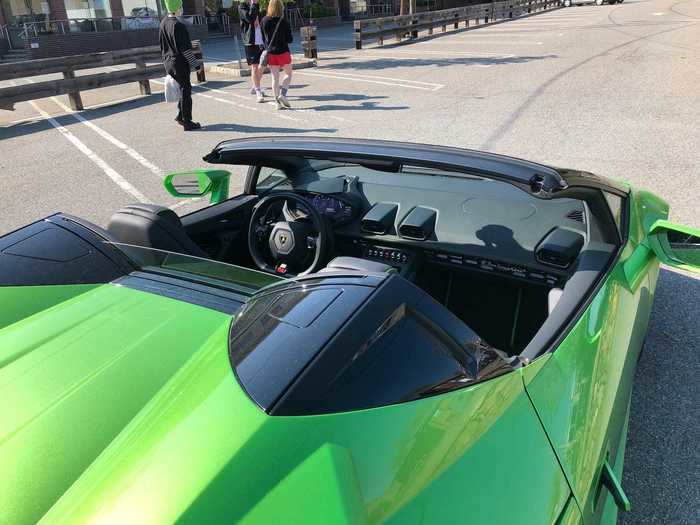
(338, 238, 417, 277)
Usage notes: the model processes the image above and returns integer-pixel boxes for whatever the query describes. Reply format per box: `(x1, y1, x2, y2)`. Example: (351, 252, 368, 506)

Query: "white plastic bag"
(164, 75, 182, 103)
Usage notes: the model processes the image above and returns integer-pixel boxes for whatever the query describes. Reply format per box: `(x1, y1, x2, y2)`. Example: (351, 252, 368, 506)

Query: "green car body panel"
(0, 285, 231, 525)
(2, 284, 573, 525)
(2, 166, 699, 524)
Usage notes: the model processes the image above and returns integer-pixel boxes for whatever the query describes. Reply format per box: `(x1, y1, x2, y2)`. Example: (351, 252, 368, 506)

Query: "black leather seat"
(107, 204, 208, 258)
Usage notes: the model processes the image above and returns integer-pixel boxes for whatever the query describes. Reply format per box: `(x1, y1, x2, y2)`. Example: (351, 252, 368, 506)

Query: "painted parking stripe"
(23, 98, 150, 203)
(351, 50, 515, 60)
(23, 78, 166, 181)
(151, 79, 301, 122)
(11, 79, 149, 202)
(294, 70, 444, 91)
(206, 85, 359, 124)
(49, 97, 165, 180)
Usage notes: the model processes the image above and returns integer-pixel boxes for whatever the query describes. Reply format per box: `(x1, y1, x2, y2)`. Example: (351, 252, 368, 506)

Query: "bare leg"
(255, 64, 264, 92)
(281, 63, 293, 93)
(270, 65, 281, 99)
(251, 64, 261, 91)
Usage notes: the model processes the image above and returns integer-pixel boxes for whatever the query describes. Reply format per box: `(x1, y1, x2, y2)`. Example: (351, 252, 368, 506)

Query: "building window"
(64, 0, 112, 19)
(121, 0, 161, 18)
(2, 0, 47, 25)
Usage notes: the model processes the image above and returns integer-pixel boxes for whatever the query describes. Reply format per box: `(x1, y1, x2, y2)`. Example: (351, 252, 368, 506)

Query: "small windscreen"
(107, 242, 281, 293)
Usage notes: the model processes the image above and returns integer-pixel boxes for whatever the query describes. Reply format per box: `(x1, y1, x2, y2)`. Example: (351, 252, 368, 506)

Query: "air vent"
(398, 225, 425, 239)
(362, 221, 388, 234)
(535, 228, 584, 269)
(565, 209, 585, 223)
(361, 203, 398, 235)
(398, 206, 437, 241)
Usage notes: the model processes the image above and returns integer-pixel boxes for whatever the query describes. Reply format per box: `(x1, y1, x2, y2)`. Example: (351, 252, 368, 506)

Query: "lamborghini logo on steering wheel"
(280, 234, 288, 245)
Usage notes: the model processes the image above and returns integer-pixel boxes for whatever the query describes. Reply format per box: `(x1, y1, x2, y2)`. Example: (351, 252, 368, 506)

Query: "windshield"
(108, 242, 282, 294)
(255, 159, 489, 195)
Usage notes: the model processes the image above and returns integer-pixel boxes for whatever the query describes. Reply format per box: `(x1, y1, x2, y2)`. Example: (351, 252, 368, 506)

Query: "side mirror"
(164, 169, 232, 204)
(648, 219, 700, 274)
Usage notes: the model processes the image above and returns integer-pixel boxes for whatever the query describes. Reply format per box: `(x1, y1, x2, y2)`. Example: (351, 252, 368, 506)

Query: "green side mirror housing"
(648, 219, 700, 275)
(164, 169, 232, 204)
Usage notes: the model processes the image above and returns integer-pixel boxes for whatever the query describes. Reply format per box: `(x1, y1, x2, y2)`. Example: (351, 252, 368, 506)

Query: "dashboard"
(273, 179, 588, 288)
(299, 192, 357, 224)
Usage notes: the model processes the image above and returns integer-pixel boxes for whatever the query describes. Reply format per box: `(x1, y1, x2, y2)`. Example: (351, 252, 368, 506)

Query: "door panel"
(524, 258, 656, 523)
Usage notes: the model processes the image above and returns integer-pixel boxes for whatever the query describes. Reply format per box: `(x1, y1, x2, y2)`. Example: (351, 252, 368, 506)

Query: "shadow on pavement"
(621, 268, 700, 524)
(318, 54, 557, 71)
(306, 101, 409, 112)
(0, 93, 164, 140)
(294, 93, 389, 102)
(201, 123, 336, 133)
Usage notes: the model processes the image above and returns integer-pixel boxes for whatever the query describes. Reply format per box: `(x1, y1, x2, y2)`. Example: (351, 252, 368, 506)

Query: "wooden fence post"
(135, 58, 151, 95)
(354, 20, 362, 49)
(62, 68, 83, 111)
(301, 25, 317, 59)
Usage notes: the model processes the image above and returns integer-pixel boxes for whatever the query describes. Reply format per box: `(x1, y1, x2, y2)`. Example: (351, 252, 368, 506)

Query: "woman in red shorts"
(261, 0, 293, 110)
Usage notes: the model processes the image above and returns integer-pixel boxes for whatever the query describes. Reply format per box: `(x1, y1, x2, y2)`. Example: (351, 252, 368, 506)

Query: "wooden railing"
(354, 0, 561, 49)
(0, 42, 205, 111)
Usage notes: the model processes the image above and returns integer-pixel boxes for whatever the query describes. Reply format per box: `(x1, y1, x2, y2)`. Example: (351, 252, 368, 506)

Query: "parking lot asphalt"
(1, 0, 698, 522)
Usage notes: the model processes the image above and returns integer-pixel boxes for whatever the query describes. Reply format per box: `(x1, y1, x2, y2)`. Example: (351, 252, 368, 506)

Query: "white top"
(254, 24, 263, 45)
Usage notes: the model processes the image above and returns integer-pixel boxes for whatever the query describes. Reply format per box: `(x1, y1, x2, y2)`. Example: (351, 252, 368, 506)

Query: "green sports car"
(1, 137, 699, 525)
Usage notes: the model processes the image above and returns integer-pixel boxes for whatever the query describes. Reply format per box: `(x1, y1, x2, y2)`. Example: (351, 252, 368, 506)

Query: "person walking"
(261, 0, 293, 110)
(239, 0, 266, 102)
(159, 0, 202, 131)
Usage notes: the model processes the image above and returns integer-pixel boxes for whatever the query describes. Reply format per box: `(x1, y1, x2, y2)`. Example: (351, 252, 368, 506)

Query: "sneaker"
(249, 86, 256, 95)
(256, 91, 264, 103)
(183, 121, 202, 131)
(278, 95, 291, 109)
(276, 100, 285, 110)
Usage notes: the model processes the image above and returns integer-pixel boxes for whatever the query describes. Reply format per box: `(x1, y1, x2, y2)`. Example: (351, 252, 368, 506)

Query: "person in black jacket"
(159, 0, 202, 130)
(261, 0, 293, 110)
(239, 0, 266, 102)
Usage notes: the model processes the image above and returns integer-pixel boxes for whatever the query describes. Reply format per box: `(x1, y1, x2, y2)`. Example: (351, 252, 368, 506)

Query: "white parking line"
(294, 70, 444, 91)
(170, 197, 204, 210)
(23, 78, 166, 181)
(10, 79, 149, 202)
(152, 79, 304, 122)
(24, 99, 150, 203)
(217, 87, 358, 124)
(344, 51, 515, 62)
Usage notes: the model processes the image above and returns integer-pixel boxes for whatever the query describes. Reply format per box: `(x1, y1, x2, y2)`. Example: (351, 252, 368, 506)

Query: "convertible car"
(1, 138, 699, 525)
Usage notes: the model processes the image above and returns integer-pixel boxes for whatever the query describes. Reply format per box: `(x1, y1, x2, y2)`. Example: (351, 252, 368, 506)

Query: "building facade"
(0, 0, 206, 27)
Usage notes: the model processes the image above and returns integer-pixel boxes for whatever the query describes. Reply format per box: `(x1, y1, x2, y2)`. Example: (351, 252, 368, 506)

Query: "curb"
(206, 56, 317, 77)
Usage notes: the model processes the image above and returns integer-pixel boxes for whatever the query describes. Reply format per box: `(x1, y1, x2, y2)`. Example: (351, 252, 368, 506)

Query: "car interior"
(106, 157, 622, 357)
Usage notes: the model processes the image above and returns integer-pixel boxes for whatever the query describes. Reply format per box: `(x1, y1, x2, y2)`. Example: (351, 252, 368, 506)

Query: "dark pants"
(165, 58, 193, 123)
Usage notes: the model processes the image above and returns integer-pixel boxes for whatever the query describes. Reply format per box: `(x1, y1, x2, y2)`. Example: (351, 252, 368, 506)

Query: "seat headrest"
(115, 204, 183, 229)
(106, 203, 208, 259)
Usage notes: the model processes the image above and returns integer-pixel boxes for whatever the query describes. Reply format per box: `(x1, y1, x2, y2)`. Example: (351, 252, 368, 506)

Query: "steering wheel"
(248, 192, 332, 277)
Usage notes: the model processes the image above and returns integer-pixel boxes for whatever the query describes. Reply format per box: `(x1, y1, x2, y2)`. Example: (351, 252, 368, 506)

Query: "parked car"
(564, 0, 623, 6)
(1, 137, 698, 525)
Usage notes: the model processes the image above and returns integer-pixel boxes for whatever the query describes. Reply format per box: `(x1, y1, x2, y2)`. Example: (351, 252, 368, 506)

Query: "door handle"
(601, 458, 631, 512)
